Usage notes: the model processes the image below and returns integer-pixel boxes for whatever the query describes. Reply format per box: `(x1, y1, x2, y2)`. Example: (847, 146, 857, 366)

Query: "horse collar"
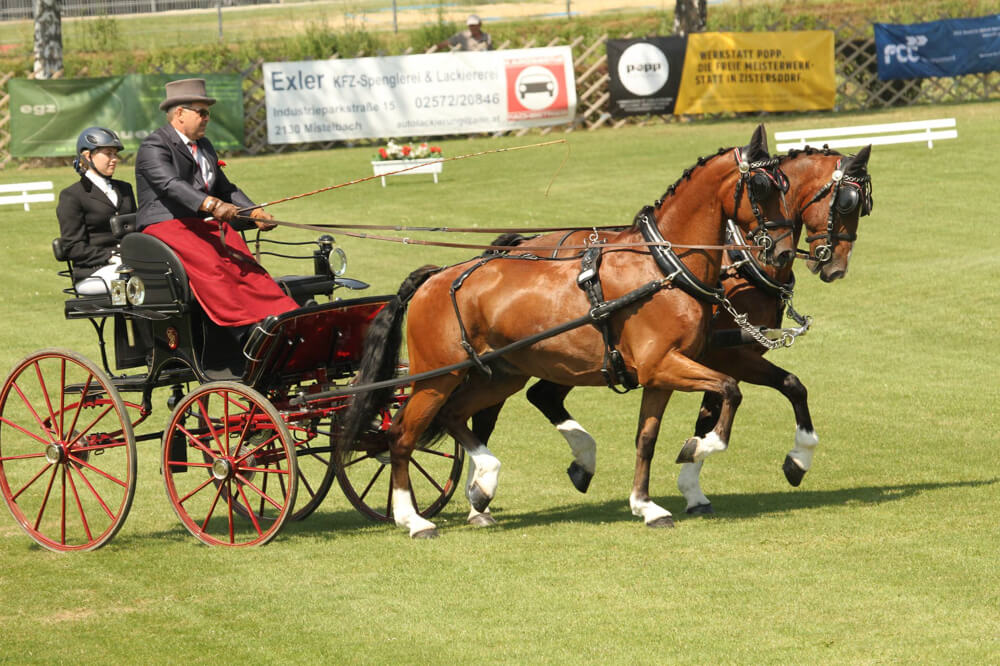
(635, 206, 725, 305)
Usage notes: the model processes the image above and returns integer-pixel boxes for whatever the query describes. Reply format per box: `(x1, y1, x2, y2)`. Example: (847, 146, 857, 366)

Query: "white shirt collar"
(84, 169, 118, 207)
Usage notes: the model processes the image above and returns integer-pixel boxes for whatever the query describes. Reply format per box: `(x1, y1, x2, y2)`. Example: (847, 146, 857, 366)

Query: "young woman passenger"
(56, 127, 137, 295)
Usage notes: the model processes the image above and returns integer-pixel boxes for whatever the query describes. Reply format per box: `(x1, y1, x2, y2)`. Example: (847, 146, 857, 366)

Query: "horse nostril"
(821, 268, 846, 283)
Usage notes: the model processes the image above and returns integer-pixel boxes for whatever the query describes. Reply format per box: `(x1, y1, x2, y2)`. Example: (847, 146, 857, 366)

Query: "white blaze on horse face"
(677, 461, 711, 510)
(692, 432, 727, 462)
(787, 427, 819, 471)
(467, 444, 501, 500)
(392, 488, 436, 537)
(629, 492, 672, 524)
(556, 420, 597, 474)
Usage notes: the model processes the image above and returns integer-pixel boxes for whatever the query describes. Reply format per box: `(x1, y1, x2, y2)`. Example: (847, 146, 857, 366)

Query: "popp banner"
(874, 14, 1000, 80)
(673, 31, 835, 115)
(606, 37, 687, 116)
(262, 47, 576, 143)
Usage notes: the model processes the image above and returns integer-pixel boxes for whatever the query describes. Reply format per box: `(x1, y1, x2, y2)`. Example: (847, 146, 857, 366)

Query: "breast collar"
(635, 206, 725, 305)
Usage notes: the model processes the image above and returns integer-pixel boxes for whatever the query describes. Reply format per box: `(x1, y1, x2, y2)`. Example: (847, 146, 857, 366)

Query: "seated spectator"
(56, 127, 136, 296)
(437, 15, 493, 52)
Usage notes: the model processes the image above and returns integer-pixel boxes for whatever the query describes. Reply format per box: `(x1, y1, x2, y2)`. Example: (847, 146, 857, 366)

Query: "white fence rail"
(0, 180, 54, 210)
(774, 118, 958, 151)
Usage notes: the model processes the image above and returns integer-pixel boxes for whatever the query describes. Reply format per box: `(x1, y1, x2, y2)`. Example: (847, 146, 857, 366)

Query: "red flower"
(379, 147, 388, 159)
(402, 145, 412, 156)
(430, 146, 442, 154)
(217, 159, 227, 167)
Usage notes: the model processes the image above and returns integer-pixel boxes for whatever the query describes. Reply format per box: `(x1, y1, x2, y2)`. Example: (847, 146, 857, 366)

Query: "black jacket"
(134, 125, 254, 230)
(56, 176, 136, 280)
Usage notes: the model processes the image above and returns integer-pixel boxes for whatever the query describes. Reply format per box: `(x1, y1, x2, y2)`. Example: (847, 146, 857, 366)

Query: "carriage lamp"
(126, 275, 146, 306)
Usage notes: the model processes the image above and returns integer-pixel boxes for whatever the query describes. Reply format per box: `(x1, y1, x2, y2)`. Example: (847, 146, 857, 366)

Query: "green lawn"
(0, 102, 998, 663)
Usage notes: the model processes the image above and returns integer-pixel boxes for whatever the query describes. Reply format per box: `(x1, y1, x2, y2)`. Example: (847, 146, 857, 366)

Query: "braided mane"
(783, 145, 843, 161)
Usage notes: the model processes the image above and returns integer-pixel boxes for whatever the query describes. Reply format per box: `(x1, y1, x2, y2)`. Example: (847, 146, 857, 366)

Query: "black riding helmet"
(73, 126, 125, 176)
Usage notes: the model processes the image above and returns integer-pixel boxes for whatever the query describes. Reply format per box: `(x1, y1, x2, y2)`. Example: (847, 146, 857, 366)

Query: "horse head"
(790, 145, 873, 282)
(725, 124, 796, 268)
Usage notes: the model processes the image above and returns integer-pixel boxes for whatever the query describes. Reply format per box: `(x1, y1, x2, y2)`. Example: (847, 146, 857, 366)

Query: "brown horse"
(469, 143, 874, 522)
(340, 127, 795, 537)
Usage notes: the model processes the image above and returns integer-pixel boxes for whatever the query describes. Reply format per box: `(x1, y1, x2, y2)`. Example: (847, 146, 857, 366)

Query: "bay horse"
(470, 143, 874, 522)
(340, 126, 796, 537)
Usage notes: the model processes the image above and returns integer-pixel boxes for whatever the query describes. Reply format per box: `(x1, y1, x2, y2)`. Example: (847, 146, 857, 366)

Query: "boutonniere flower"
(217, 159, 227, 167)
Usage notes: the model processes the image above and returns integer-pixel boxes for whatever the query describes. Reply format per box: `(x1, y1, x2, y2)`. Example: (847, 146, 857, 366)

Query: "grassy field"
(1, 102, 998, 663)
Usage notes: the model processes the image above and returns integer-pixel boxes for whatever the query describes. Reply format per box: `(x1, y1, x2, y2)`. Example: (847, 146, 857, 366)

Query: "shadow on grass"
(128, 477, 998, 543)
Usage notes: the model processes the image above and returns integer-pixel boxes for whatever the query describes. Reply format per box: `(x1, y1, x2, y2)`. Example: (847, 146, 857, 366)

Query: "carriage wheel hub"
(45, 443, 64, 464)
(212, 458, 233, 480)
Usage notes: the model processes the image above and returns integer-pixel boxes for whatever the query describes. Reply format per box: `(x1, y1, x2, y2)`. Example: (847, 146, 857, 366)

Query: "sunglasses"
(181, 105, 210, 119)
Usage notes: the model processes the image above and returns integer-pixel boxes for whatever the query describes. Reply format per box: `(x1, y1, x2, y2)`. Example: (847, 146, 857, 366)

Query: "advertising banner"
(262, 47, 576, 143)
(874, 14, 1000, 80)
(673, 31, 835, 115)
(9, 74, 244, 157)
(606, 37, 687, 116)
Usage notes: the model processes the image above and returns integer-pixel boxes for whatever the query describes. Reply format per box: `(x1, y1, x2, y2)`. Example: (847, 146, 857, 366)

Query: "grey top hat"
(159, 78, 217, 111)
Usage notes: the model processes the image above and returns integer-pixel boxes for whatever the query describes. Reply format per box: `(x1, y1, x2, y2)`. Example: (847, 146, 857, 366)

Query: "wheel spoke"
(67, 452, 129, 489)
(64, 375, 94, 446)
(70, 462, 119, 520)
(9, 380, 56, 445)
(235, 482, 264, 537)
(197, 480, 226, 532)
(63, 403, 115, 449)
(10, 461, 52, 501)
(33, 463, 58, 531)
(31, 361, 60, 441)
(65, 464, 94, 543)
(411, 456, 445, 494)
(357, 462, 386, 504)
(234, 472, 287, 512)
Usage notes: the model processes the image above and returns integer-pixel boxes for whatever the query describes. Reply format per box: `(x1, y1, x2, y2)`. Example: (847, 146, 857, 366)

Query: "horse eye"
(835, 187, 860, 214)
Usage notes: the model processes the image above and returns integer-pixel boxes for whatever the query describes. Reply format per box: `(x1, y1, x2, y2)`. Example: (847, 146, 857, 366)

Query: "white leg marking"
(677, 461, 710, 510)
(556, 419, 596, 474)
(629, 492, 672, 524)
(693, 431, 727, 462)
(392, 488, 436, 537)
(466, 444, 501, 500)
(787, 427, 819, 471)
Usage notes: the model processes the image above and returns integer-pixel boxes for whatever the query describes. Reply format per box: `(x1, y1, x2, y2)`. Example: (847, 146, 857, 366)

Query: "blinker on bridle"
(801, 157, 873, 263)
(731, 147, 792, 261)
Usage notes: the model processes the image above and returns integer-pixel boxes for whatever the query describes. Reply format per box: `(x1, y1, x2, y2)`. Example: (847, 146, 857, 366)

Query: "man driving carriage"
(134, 78, 298, 329)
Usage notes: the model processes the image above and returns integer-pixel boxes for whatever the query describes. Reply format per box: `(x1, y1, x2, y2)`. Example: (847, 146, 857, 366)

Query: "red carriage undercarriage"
(0, 216, 463, 550)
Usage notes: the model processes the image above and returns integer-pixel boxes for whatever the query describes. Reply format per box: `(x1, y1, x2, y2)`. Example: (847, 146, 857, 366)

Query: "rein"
(249, 216, 761, 254)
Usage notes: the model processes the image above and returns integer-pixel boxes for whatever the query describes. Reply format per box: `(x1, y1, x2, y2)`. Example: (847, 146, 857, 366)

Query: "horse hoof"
(675, 437, 699, 464)
(686, 503, 714, 515)
(782, 455, 806, 487)
(645, 516, 675, 529)
(412, 528, 439, 539)
(467, 484, 492, 513)
(468, 513, 498, 528)
(567, 462, 592, 493)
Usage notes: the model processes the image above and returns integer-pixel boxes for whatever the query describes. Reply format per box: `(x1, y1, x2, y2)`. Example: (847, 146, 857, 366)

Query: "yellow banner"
(673, 31, 835, 115)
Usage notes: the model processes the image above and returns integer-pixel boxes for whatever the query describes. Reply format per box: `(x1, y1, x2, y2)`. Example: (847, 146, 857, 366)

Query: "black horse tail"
(338, 265, 441, 460)
(482, 232, 532, 256)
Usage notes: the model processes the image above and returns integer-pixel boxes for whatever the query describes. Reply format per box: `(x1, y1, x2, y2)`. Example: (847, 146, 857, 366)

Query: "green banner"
(9, 74, 244, 157)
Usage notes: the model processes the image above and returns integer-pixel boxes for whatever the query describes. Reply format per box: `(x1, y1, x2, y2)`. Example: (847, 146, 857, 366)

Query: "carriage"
(0, 215, 465, 550)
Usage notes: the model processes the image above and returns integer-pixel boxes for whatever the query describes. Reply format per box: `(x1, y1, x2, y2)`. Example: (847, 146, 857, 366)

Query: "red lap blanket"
(143, 218, 299, 327)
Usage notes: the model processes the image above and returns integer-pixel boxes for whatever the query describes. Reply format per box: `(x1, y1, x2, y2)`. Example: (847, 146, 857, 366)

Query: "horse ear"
(747, 124, 769, 160)
(844, 145, 872, 176)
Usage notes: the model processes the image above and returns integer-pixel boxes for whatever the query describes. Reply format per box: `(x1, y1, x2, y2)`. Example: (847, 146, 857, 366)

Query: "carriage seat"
(119, 232, 192, 310)
(274, 274, 370, 305)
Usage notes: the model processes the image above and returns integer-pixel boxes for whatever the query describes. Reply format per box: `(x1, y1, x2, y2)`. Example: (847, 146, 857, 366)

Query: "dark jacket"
(56, 176, 136, 280)
(134, 125, 254, 230)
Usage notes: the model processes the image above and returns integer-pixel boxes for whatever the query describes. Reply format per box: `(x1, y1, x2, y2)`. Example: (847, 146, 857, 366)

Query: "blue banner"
(875, 14, 1000, 80)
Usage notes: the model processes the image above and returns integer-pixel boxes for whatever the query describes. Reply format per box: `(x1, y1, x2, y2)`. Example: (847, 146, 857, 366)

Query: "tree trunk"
(33, 0, 63, 79)
(673, 0, 708, 37)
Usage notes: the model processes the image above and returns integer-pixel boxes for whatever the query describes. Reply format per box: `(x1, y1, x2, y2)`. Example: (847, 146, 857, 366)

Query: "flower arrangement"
(375, 140, 442, 161)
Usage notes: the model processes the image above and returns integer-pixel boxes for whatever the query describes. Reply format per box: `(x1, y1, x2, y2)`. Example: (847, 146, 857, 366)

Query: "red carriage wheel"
(334, 397, 464, 522)
(0, 349, 137, 552)
(284, 418, 338, 521)
(162, 382, 297, 547)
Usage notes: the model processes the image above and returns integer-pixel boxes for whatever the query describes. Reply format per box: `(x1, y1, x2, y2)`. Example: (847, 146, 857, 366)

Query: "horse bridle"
(799, 158, 873, 263)
(730, 148, 793, 262)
